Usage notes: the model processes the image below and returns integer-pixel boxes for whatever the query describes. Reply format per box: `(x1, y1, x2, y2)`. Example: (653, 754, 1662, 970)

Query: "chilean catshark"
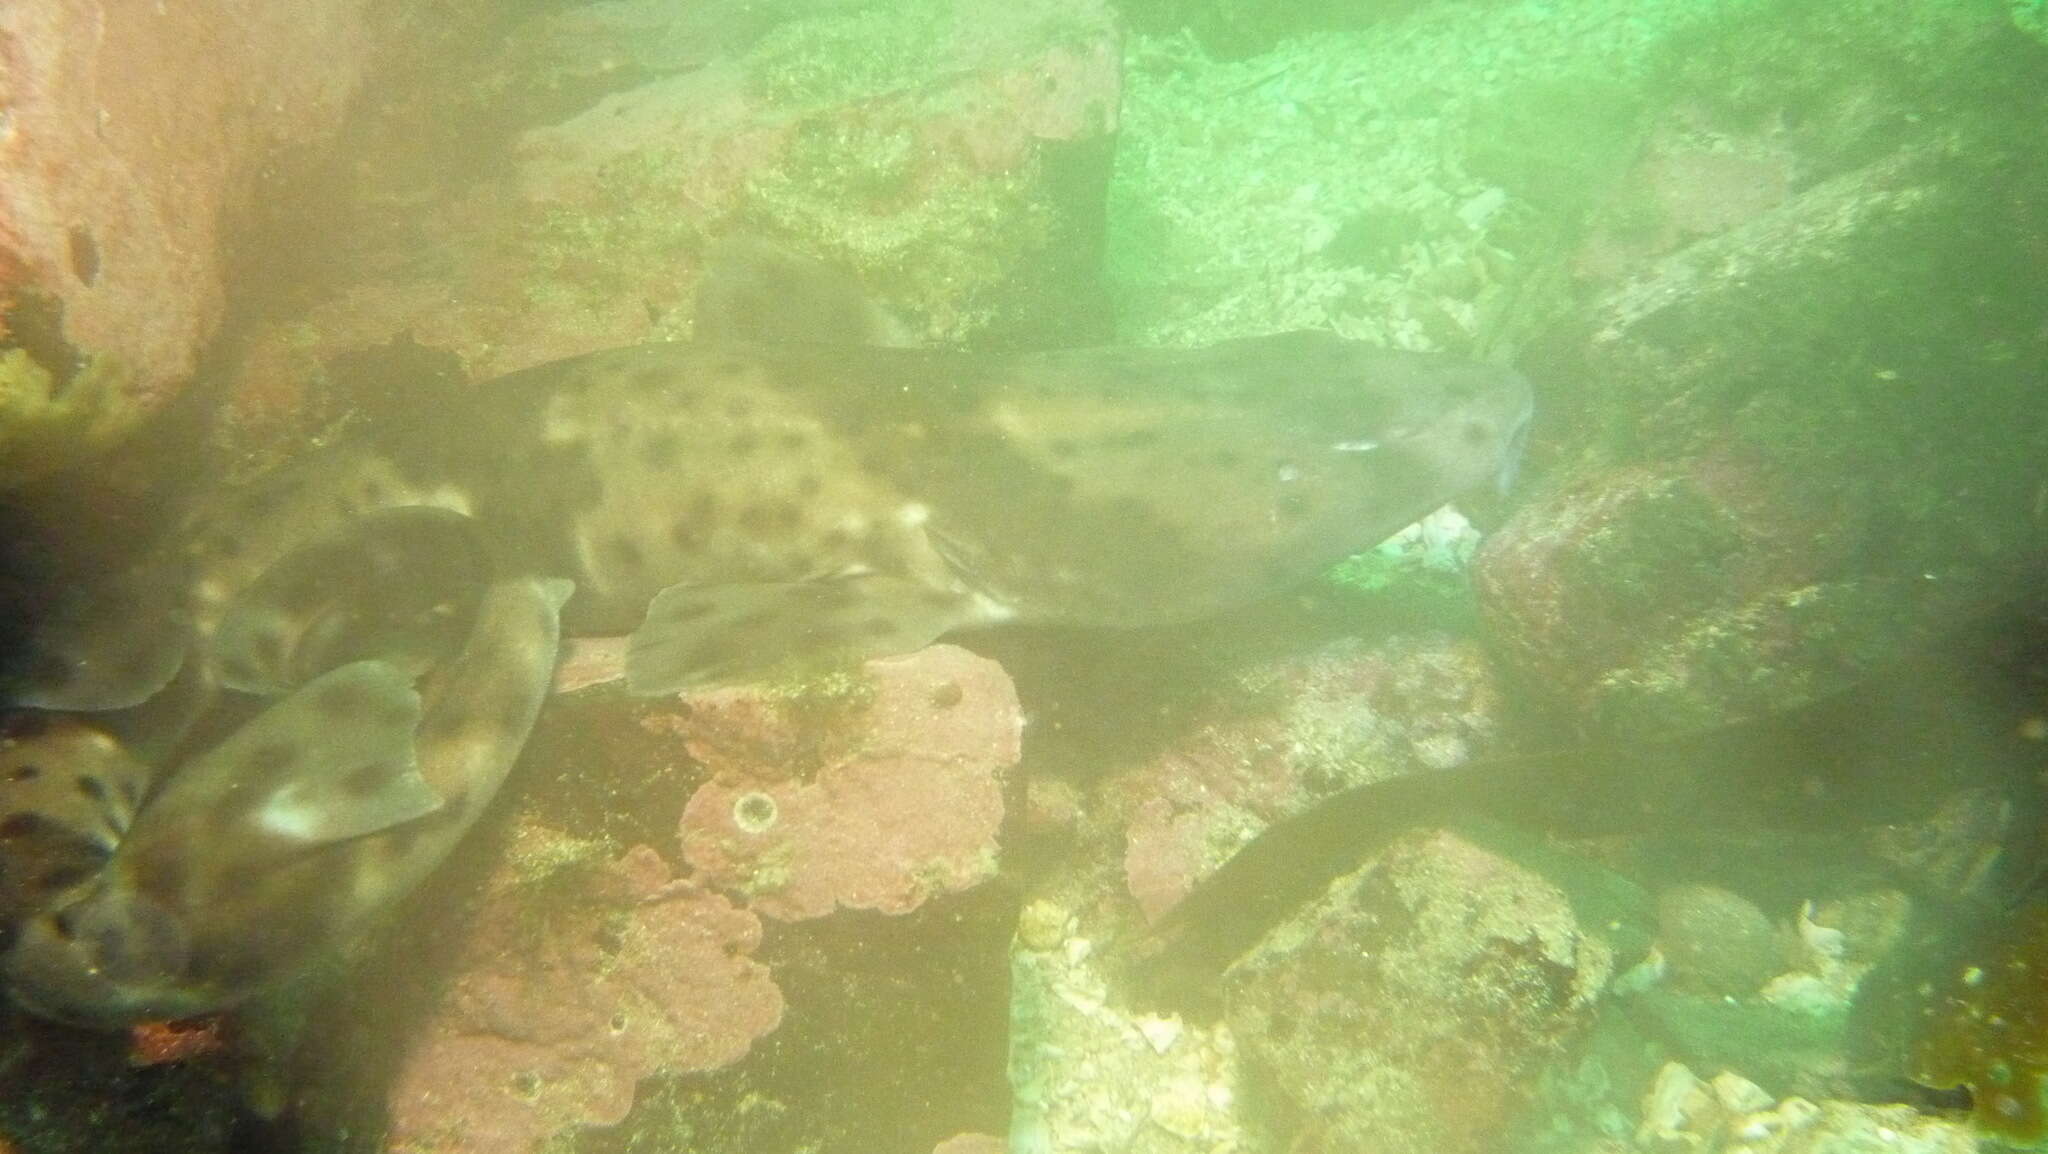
(0, 273, 1532, 1023)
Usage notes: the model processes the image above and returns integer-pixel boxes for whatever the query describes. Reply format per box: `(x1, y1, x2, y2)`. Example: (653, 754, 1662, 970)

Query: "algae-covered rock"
(1008, 889, 1246, 1153)
(223, 0, 1123, 448)
(1632, 1062, 1976, 1154)
(0, 348, 137, 488)
(1224, 829, 1612, 1153)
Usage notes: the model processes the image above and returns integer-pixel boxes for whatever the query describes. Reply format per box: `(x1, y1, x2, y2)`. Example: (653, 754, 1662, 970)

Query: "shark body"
(0, 327, 1532, 1024)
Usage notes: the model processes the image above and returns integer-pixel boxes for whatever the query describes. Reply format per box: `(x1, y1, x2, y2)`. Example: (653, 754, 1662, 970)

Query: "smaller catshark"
(3, 573, 568, 1025)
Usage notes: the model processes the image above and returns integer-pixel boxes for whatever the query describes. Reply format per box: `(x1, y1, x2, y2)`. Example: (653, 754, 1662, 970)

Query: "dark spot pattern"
(741, 500, 801, 535)
(27, 653, 74, 690)
(249, 627, 287, 670)
(7, 764, 42, 783)
(607, 535, 645, 570)
(67, 226, 99, 285)
(727, 431, 761, 456)
(0, 812, 55, 841)
(74, 776, 108, 803)
(243, 741, 299, 777)
(2, 713, 51, 740)
(497, 694, 535, 735)
(37, 864, 93, 892)
(340, 763, 389, 799)
(316, 679, 376, 717)
(671, 516, 709, 553)
(641, 432, 680, 469)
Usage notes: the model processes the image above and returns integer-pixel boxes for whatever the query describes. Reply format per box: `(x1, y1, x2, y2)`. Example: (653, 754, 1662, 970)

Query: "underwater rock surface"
(221, 0, 1122, 446)
(0, 0, 370, 478)
(1628, 1062, 1976, 1154)
(674, 645, 1022, 920)
(1225, 830, 1613, 1153)
(1112, 634, 1499, 922)
(383, 836, 782, 1154)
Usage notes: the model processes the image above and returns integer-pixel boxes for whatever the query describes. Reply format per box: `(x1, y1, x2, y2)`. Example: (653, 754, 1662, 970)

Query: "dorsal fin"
(125, 661, 439, 851)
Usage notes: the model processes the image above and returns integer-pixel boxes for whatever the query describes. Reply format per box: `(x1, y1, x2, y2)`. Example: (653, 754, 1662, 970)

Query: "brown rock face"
(0, 0, 370, 415)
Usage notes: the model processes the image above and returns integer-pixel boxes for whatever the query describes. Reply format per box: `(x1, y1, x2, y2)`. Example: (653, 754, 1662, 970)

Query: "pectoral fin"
(625, 574, 977, 695)
(215, 507, 488, 695)
(138, 661, 439, 848)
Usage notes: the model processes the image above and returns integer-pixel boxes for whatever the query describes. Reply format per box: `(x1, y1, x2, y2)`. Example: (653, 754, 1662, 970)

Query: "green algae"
(2019, 0, 2048, 44)
(515, 149, 708, 330)
(739, 114, 1049, 343)
(0, 347, 141, 488)
(1105, 0, 1723, 347)
(744, 0, 952, 109)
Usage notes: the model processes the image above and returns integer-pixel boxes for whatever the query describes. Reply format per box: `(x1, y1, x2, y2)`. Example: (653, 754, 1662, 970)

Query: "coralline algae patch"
(1910, 903, 2048, 1143)
(672, 645, 1022, 921)
(383, 840, 783, 1154)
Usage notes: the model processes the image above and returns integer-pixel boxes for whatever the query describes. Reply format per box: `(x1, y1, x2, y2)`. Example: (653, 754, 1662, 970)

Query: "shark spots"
(640, 431, 680, 469)
(243, 741, 298, 778)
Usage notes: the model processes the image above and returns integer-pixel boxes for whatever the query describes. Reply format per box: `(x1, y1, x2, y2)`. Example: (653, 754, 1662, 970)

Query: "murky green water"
(0, 1, 2043, 1151)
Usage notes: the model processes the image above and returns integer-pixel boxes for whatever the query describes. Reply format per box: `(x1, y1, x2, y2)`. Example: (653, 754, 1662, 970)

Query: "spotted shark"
(0, 252, 1532, 1024)
(3, 573, 567, 1025)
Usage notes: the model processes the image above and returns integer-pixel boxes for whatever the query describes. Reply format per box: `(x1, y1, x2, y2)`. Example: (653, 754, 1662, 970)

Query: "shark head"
(4, 872, 201, 1027)
(863, 331, 1537, 624)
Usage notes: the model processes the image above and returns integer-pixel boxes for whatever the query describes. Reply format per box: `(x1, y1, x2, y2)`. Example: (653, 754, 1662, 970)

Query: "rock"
(0, 0, 370, 477)
(1225, 829, 1612, 1154)
(222, 0, 1122, 442)
(1007, 890, 1246, 1154)
(383, 835, 783, 1154)
(1635, 1062, 1976, 1153)
(1111, 634, 1500, 922)
(1655, 884, 1781, 998)
(1477, 5, 2048, 733)
(673, 645, 1022, 920)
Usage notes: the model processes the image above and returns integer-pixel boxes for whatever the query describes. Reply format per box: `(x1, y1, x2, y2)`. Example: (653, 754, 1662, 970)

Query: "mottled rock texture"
(1226, 830, 1612, 1154)
(0, 0, 369, 434)
(674, 645, 1022, 920)
(1111, 635, 1499, 922)
(383, 838, 782, 1154)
